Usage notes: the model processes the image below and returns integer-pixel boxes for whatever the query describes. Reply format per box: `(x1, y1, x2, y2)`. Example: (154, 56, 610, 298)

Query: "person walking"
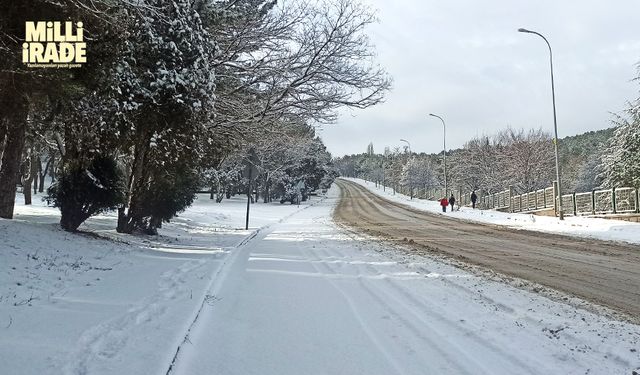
(449, 194, 456, 211)
(440, 197, 448, 212)
(471, 191, 478, 209)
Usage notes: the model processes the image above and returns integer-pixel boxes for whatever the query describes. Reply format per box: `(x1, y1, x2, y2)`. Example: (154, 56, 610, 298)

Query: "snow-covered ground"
(1, 193, 310, 375)
(347, 178, 640, 245)
(1, 187, 639, 374)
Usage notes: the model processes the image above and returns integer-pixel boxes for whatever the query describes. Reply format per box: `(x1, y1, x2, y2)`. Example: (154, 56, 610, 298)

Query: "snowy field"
(347, 178, 640, 245)
(1, 187, 639, 374)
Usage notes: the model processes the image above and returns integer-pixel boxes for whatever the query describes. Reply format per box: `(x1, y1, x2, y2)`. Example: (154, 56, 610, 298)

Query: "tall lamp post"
(518, 28, 564, 220)
(429, 113, 447, 197)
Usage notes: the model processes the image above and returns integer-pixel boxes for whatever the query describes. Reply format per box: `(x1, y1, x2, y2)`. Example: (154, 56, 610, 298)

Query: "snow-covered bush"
(46, 155, 125, 232)
(130, 165, 200, 235)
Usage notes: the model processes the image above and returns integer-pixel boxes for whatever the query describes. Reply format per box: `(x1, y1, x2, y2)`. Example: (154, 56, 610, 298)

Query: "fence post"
(612, 187, 617, 214)
(519, 193, 523, 212)
(572, 192, 577, 216)
(509, 185, 514, 213)
(543, 188, 547, 208)
(591, 190, 596, 215)
(636, 188, 639, 214)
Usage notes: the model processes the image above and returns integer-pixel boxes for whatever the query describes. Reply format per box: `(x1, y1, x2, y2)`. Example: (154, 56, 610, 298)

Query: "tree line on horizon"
(336, 114, 638, 198)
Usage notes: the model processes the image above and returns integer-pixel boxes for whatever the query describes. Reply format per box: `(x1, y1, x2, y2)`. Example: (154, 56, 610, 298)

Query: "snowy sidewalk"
(169, 187, 640, 375)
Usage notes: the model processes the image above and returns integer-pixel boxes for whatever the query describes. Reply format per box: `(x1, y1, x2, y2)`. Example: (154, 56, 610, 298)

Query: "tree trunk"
(116, 206, 128, 233)
(60, 205, 89, 232)
(49, 153, 56, 183)
(32, 172, 38, 194)
(22, 152, 38, 205)
(33, 155, 41, 194)
(38, 155, 51, 193)
(216, 178, 224, 202)
(0, 119, 7, 159)
(263, 175, 269, 203)
(117, 129, 151, 233)
(0, 99, 28, 219)
(23, 179, 32, 205)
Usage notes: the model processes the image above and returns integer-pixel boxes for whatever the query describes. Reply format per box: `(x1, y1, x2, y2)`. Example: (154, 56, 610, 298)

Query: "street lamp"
(518, 27, 564, 220)
(399, 139, 411, 155)
(429, 113, 447, 197)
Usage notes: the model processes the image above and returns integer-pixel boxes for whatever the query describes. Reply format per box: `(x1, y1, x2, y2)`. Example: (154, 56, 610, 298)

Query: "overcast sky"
(319, 0, 640, 157)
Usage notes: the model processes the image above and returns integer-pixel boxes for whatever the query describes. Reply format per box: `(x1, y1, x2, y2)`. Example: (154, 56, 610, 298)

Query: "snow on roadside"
(0, 193, 315, 375)
(346, 178, 640, 245)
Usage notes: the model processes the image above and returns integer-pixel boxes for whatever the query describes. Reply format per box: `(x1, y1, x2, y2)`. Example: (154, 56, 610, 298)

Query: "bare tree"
(401, 156, 438, 199)
(205, 0, 391, 128)
(497, 128, 554, 193)
(450, 136, 491, 194)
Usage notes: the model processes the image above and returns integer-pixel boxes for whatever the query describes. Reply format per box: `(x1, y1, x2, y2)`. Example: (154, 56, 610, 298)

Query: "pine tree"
(112, 0, 217, 233)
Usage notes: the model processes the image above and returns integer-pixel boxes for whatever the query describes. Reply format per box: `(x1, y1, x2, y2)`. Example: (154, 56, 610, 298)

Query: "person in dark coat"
(449, 194, 456, 211)
(439, 197, 448, 212)
(471, 191, 478, 209)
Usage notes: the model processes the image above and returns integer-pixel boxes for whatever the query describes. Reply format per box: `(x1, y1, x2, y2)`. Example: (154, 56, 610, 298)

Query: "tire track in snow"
(298, 237, 410, 375)
(377, 278, 548, 374)
(306, 229, 481, 374)
(326, 216, 551, 374)
(298, 214, 490, 373)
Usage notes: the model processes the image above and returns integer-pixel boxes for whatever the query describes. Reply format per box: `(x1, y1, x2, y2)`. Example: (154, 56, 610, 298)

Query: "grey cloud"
(321, 0, 640, 157)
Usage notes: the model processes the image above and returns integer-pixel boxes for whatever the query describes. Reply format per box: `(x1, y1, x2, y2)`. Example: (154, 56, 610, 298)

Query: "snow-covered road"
(169, 188, 640, 375)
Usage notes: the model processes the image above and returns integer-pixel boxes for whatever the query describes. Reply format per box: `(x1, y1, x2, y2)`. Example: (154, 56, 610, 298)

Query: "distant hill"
(560, 127, 615, 159)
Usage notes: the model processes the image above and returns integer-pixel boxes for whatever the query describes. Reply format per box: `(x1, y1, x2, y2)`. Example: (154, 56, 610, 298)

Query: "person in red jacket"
(440, 197, 448, 212)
